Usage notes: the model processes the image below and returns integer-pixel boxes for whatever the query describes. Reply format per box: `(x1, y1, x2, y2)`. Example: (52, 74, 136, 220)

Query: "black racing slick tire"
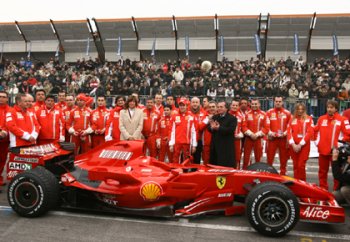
(7, 166, 60, 217)
(247, 162, 278, 174)
(245, 182, 299, 237)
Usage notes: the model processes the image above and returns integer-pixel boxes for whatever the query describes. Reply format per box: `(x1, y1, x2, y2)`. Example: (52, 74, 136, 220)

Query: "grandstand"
(0, 13, 350, 63)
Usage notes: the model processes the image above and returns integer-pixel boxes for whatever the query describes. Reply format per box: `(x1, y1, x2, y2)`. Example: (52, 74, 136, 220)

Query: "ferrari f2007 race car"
(6, 141, 345, 237)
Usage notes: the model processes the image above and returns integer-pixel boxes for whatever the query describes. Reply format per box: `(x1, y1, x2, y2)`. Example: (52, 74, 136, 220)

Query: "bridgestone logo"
(9, 162, 32, 171)
(13, 157, 39, 163)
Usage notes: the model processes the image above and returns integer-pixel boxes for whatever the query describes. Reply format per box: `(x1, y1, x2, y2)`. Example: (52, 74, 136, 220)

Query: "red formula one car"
(6, 141, 345, 237)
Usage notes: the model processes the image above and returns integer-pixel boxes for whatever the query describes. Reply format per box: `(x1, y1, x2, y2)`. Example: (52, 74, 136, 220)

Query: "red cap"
(178, 98, 188, 105)
(76, 94, 88, 102)
(86, 97, 94, 107)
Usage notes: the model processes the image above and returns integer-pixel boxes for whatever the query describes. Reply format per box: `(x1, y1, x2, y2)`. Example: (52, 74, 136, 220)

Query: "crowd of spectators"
(0, 55, 350, 105)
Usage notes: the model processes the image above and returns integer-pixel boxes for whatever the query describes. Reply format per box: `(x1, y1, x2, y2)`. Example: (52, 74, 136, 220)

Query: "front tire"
(246, 182, 299, 237)
(7, 166, 59, 217)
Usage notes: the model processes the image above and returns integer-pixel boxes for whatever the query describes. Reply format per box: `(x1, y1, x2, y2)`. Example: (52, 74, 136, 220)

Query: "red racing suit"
(105, 106, 122, 142)
(201, 116, 212, 165)
(6, 105, 40, 148)
(242, 109, 269, 169)
(142, 107, 160, 158)
(55, 101, 67, 112)
(156, 115, 173, 162)
(229, 110, 245, 169)
(169, 111, 197, 163)
(265, 108, 291, 175)
(314, 112, 350, 190)
(64, 106, 75, 142)
(36, 105, 65, 144)
(0, 104, 10, 185)
(154, 104, 164, 115)
(91, 106, 110, 148)
(33, 101, 45, 112)
(287, 115, 314, 181)
(66, 106, 93, 154)
(190, 108, 207, 164)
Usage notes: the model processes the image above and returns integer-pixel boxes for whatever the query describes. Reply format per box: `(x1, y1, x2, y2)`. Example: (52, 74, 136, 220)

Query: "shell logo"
(140, 182, 162, 201)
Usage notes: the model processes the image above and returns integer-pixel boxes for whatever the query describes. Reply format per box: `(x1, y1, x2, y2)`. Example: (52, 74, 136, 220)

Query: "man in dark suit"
(208, 101, 237, 167)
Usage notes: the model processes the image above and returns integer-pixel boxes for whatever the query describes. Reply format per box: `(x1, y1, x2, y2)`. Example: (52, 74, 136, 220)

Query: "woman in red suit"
(287, 103, 314, 181)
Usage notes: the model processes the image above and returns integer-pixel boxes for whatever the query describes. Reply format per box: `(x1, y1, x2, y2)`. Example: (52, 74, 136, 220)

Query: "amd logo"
(303, 206, 330, 219)
(9, 162, 32, 171)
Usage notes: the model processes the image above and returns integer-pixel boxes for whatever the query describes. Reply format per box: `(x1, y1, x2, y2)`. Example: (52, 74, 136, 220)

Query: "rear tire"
(7, 166, 60, 217)
(247, 162, 278, 174)
(246, 182, 299, 237)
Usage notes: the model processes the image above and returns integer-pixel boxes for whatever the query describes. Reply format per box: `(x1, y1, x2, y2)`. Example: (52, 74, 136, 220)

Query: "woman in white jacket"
(8, 84, 18, 105)
(298, 86, 309, 99)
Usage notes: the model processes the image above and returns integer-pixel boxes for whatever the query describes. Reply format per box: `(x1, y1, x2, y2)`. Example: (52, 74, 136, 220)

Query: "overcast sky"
(1, 0, 349, 22)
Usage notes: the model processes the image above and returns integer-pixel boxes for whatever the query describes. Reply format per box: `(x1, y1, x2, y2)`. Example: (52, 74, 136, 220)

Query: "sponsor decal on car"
(99, 150, 133, 160)
(302, 206, 330, 219)
(19, 143, 58, 155)
(208, 169, 257, 174)
(9, 162, 32, 171)
(141, 169, 152, 173)
(140, 182, 162, 201)
(218, 193, 232, 198)
(216, 176, 226, 189)
(7, 170, 18, 179)
(102, 197, 118, 206)
(13, 156, 39, 163)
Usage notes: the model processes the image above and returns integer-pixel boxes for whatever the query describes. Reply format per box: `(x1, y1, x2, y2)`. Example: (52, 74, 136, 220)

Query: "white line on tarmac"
(1, 206, 349, 240)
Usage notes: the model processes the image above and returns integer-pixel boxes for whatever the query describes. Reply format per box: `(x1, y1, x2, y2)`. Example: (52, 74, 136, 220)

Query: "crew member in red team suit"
(314, 100, 350, 190)
(287, 103, 314, 181)
(0, 91, 10, 186)
(169, 99, 197, 163)
(55, 91, 67, 112)
(25, 94, 35, 112)
(229, 100, 245, 169)
(91, 96, 110, 148)
(202, 97, 210, 112)
(154, 94, 164, 115)
(265, 96, 291, 175)
(6, 93, 40, 148)
(342, 107, 350, 123)
(91, 95, 110, 148)
(156, 104, 173, 162)
(166, 95, 178, 115)
(36, 95, 65, 145)
(142, 97, 160, 158)
(201, 101, 217, 165)
(105, 96, 125, 142)
(242, 99, 269, 169)
(66, 94, 93, 154)
(32, 89, 46, 112)
(64, 94, 76, 142)
(190, 97, 207, 164)
(239, 98, 251, 117)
